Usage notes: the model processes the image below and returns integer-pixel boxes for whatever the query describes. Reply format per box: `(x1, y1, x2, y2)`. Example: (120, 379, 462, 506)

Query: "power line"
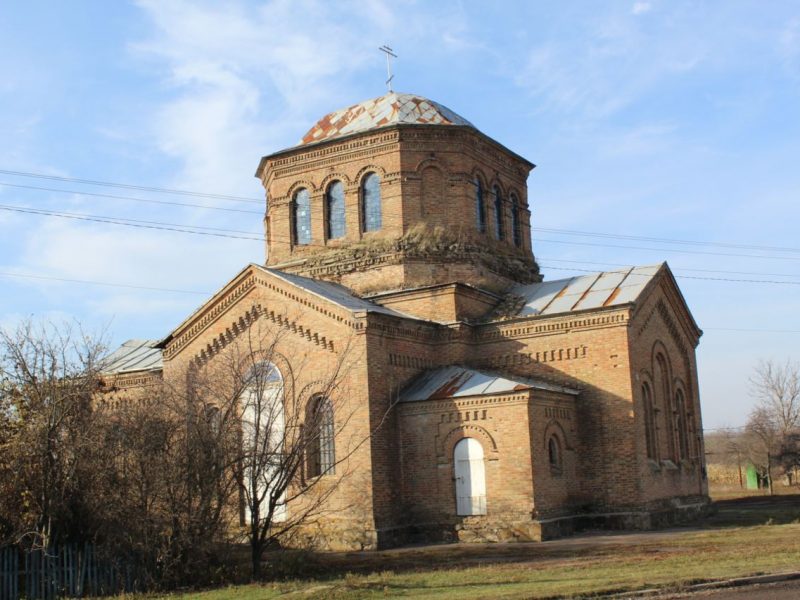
(0, 271, 209, 295)
(535, 237, 800, 262)
(0, 204, 264, 241)
(0, 168, 263, 203)
(0, 181, 264, 215)
(4, 201, 800, 281)
(3, 167, 796, 259)
(534, 227, 800, 255)
(540, 257, 800, 279)
(702, 327, 800, 334)
(4, 269, 800, 333)
(539, 264, 800, 286)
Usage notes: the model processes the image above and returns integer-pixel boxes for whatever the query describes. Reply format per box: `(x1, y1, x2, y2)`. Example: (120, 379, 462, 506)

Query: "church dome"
(300, 92, 474, 145)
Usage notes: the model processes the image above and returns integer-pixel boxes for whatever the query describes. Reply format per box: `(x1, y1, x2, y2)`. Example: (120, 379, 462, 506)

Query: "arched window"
(325, 181, 345, 240)
(292, 188, 311, 245)
(240, 361, 286, 524)
(655, 353, 676, 461)
(475, 178, 486, 233)
(548, 435, 563, 475)
(511, 194, 522, 247)
(675, 389, 689, 461)
(642, 382, 659, 460)
(493, 185, 504, 240)
(361, 172, 381, 232)
(454, 438, 487, 516)
(307, 396, 335, 477)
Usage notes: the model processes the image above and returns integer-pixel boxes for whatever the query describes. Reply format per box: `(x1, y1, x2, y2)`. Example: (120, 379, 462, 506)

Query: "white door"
(454, 438, 487, 515)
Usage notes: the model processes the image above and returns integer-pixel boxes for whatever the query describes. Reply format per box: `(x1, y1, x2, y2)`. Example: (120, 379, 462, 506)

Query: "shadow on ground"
(254, 494, 800, 581)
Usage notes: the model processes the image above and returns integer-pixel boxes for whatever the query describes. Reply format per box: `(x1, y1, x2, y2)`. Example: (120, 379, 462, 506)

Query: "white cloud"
(130, 0, 402, 197)
(632, 2, 652, 16)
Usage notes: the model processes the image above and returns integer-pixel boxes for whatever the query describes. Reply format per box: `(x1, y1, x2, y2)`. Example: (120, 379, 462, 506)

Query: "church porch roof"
(101, 339, 163, 375)
(399, 365, 579, 403)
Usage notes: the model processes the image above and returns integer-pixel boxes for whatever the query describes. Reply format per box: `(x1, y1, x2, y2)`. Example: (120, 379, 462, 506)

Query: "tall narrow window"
(655, 354, 676, 461)
(307, 396, 335, 477)
(454, 438, 487, 516)
(642, 382, 659, 460)
(361, 172, 381, 232)
(326, 181, 345, 240)
(548, 435, 563, 475)
(511, 194, 521, 247)
(475, 178, 486, 233)
(675, 389, 689, 461)
(493, 185, 504, 240)
(292, 188, 311, 245)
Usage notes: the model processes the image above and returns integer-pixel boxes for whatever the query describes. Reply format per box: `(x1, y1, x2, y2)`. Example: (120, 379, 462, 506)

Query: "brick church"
(102, 92, 709, 549)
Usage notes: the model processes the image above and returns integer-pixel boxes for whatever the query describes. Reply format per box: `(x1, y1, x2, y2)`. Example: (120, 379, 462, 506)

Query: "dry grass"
(136, 496, 800, 599)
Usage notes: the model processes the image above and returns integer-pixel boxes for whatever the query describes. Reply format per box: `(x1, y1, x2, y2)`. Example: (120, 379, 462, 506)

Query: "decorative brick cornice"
(192, 303, 336, 367)
(477, 310, 629, 342)
(398, 391, 530, 415)
(164, 266, 369, 362)
(101, 370, 162, 391)
(165, 272, 257, 360)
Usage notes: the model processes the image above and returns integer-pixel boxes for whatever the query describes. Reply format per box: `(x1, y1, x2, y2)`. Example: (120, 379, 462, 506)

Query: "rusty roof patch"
(299, 92, 474, 145)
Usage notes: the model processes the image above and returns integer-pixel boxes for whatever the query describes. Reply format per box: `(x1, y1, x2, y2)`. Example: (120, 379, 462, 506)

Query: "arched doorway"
(454, 438, 487, 516)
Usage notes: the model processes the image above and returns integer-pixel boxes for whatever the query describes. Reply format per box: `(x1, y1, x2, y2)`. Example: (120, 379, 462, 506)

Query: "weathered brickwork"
(103, 92, 708, 550)
(256, 124, 541, 295)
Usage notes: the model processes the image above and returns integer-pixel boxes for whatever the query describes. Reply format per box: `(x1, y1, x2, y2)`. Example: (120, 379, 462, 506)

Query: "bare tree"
(750, 360, 800, 436)
(746, 359, 800, 492)
(0, 319, 107, 548)
(745, 406, 780, 494)
(180, 313, 368, 580)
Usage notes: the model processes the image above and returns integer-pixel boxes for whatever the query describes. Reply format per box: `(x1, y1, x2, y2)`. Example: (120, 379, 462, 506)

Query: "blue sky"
(1, 1, 799, 430)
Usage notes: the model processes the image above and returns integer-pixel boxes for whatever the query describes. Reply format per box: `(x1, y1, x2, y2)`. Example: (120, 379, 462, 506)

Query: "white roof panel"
(515, 279, 571, 316)
(102, 339, 162, 374)
(510, 264, 664, 318)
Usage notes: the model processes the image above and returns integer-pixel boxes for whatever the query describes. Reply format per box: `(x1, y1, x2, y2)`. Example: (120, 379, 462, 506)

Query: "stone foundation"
(368, 496, 712, 549)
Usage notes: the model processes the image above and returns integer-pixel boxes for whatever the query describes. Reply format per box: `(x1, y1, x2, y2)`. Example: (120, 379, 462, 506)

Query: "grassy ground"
(143, 494, 800, 599)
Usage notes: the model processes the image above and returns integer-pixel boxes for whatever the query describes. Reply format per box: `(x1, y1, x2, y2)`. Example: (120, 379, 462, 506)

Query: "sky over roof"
(1, 1, 799, 430)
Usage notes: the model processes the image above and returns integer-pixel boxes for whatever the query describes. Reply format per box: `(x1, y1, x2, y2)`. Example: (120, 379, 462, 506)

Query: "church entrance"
(454, 438, 487, 516)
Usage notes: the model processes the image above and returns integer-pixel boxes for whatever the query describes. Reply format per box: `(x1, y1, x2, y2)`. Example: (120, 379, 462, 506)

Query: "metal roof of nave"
(399, 365, 579, 402)
(299, 92, 475, 146)
(509, 264, 664, 317)
(101, 339, 163, 374)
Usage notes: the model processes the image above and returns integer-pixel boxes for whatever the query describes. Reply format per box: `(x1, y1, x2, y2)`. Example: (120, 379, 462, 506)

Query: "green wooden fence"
(0, 544, 138, 599)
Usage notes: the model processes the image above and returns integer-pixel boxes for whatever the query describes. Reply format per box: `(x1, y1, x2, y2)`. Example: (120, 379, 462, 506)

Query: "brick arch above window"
(284, 179, 319, 199)
(319, 172, 352, 189)
(438, 424, 498, 464)
(353, 164, 387, 184)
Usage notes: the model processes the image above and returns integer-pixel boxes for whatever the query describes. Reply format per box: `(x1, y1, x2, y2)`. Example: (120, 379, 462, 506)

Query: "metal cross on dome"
(379, 45, 397, 92)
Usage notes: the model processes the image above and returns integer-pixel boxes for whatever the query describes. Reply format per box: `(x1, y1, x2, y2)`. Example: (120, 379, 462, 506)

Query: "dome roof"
(300, 92, 474, 145)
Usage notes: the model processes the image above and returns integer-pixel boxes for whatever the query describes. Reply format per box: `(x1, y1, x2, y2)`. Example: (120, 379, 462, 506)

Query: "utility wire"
(0, 271, 209, 295)
(3, 270, 800, 333)
(533, 227, 800, 255)
(535, 237, 800, 262)
(0, 204, 264, 241)
(541, 258, 800, 279)
(0, 181, 264, 215)
(0, 168, 263, 203)
(4, 202, 800, 281)
(540, 264, 800, 286)
(3, 167, 797, 258)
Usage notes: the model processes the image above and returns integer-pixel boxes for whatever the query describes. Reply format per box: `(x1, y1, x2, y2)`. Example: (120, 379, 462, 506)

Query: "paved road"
(656, 579, 800, 599)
